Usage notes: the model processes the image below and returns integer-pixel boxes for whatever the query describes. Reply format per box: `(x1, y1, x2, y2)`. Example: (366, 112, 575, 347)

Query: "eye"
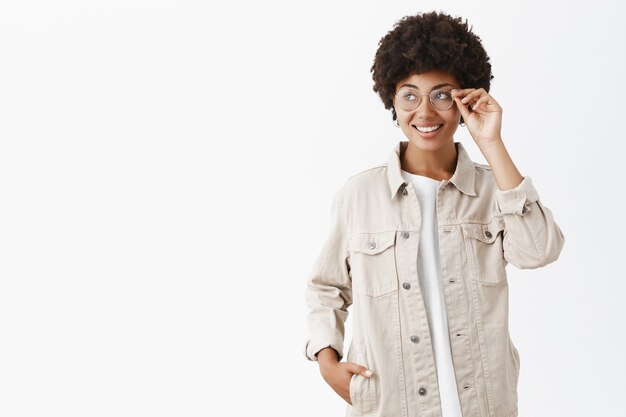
(397, 89, 419, 101)
(433, 90, 452, 100)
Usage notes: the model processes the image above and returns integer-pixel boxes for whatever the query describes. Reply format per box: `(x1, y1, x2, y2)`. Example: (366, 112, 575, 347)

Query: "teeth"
(415, 124, 443, 133)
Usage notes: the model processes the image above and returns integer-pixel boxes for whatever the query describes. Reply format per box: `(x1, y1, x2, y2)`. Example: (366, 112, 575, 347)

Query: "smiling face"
(393, 70, 462, 152)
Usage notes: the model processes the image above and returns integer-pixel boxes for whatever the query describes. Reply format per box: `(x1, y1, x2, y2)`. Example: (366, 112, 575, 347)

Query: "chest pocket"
(462, 217, 507, 285)
(348, 230, 399, 297)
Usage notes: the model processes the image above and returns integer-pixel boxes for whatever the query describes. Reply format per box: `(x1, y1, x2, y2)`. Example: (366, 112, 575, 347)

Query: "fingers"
(348, 361, 373, 377)
(452, 89, 472, 121)
(472, 96, 490, 111)
(465, 91, 500, 112)
(452, 88, 485, 106)
(452, 87, 499, 116)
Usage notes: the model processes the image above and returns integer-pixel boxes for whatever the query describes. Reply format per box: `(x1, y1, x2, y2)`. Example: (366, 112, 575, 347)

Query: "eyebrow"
(399, 83, 455, 90)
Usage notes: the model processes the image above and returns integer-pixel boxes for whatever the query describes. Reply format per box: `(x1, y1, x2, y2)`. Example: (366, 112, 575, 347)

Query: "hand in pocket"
(320, 360, 373, 405)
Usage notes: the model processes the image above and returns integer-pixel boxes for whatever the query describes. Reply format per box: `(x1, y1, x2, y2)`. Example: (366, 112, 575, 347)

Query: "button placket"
(400, 180, 437, 404)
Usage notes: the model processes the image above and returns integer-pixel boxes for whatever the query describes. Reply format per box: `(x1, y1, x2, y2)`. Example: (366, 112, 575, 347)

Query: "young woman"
(303, 11, 565, 417)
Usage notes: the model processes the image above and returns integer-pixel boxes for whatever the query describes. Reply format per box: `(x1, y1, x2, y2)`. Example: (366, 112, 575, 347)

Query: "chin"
(409, 135, 450, 150)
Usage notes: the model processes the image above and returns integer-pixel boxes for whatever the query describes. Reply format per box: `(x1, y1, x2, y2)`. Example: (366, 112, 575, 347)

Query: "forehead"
(395, 70, 459, 90)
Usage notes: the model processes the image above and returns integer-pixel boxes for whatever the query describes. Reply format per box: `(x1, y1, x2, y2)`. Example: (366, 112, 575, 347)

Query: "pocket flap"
(463, 217, 505, 243)
(348, 231, 396, 255)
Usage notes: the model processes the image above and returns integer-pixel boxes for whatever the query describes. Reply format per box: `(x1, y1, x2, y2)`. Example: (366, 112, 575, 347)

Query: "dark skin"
(316, 347, 373, 405)
(316, 75, 521, 405)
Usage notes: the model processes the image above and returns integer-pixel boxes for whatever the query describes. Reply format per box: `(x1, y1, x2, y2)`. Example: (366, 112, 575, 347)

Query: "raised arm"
(495, 176, 565, 268)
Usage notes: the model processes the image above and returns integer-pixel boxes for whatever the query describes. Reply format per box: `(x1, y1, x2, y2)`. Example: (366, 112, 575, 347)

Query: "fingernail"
(451, 89, 458, 93)
(364, 369, 373, 377)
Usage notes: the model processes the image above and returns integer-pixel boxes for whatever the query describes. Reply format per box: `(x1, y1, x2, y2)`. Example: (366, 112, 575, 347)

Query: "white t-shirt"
(400, 169, 463, 417)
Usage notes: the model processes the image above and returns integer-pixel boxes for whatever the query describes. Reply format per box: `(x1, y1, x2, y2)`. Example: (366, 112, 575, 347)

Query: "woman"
(303, 11, 565, 417)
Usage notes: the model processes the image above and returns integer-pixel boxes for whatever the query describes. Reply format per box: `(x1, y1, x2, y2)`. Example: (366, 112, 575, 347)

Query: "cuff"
(303, 330, 345, 362)
(495, 176, 540, 216)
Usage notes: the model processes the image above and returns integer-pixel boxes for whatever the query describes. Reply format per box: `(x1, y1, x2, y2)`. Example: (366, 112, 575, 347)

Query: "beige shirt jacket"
(303, 140, 565, 417)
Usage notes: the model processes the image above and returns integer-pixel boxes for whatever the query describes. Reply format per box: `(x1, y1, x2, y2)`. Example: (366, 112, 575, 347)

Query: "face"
(393, 70, 462, 152)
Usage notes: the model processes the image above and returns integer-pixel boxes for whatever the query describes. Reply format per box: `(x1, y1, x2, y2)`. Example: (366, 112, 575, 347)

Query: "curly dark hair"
(371, 11, 494, 124)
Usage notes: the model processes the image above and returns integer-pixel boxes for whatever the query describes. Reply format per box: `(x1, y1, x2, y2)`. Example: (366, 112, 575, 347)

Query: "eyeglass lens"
(395, 88, 454, 111)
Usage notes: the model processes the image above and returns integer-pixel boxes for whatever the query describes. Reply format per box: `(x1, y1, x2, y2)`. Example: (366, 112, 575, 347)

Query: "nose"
(415, 95, 437, 117)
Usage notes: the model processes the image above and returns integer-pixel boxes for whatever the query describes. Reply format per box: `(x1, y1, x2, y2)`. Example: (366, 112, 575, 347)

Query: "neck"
(400, 141, 457, 181)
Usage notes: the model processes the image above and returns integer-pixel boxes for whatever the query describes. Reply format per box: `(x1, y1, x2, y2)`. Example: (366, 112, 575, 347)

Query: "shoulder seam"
(346, 163, 387, 180)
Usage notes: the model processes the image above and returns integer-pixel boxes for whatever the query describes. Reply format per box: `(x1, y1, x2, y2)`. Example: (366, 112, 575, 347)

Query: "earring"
(393, 119, 399, 127)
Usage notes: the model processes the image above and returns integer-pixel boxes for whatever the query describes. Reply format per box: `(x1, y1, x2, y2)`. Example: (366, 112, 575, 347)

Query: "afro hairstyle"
(371, 11, 494, 125)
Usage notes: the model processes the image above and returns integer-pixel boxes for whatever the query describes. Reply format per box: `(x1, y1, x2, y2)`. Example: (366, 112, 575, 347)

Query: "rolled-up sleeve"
(495, 176, 565, 269)
(303, 189, 352, 362)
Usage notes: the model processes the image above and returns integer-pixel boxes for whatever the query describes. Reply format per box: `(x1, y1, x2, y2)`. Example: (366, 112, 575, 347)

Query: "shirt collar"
(387, 140, 477, 199)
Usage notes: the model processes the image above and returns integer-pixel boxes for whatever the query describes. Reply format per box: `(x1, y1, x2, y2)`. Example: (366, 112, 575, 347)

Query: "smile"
(412, 124, 443, 133)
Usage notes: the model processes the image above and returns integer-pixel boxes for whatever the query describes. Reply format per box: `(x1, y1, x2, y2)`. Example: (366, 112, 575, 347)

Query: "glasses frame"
(393, 88, 456, 112)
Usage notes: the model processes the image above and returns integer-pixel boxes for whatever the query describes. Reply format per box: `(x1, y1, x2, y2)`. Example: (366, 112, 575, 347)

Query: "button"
(402, 282, 411, 290)
(368, 241, 377, 250)
(401, 231, 409, 238)
(410, 335, 419, 343)
(418, 387, 427, 396)
(402, 188, 408, 196)
(484, 230, 492, 238)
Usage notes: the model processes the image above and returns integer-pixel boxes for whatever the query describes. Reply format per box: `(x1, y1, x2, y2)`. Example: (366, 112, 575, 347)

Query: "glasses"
(394, 88, 456, 112)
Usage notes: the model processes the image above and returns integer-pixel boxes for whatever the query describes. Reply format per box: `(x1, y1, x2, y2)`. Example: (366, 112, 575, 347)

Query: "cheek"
(443, 112, 461, 131)
(399, 111, 412, 121)
(446, 109, 461, 125)
(399, 113, 414, 127)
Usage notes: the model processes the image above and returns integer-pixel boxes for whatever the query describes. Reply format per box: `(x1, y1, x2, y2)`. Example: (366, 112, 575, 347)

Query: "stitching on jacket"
(520, 205, 544, 267)
(463, 231, 497, 417)
(391, 254, 409, 417)
(346, 164, 387, 181)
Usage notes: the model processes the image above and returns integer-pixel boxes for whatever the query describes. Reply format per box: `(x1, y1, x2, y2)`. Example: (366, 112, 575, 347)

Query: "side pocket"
(349, 372, 359, 413)
(508, 337, 521, 394)
(512, 342, 520, 380)
(348, 351, 377, 415)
